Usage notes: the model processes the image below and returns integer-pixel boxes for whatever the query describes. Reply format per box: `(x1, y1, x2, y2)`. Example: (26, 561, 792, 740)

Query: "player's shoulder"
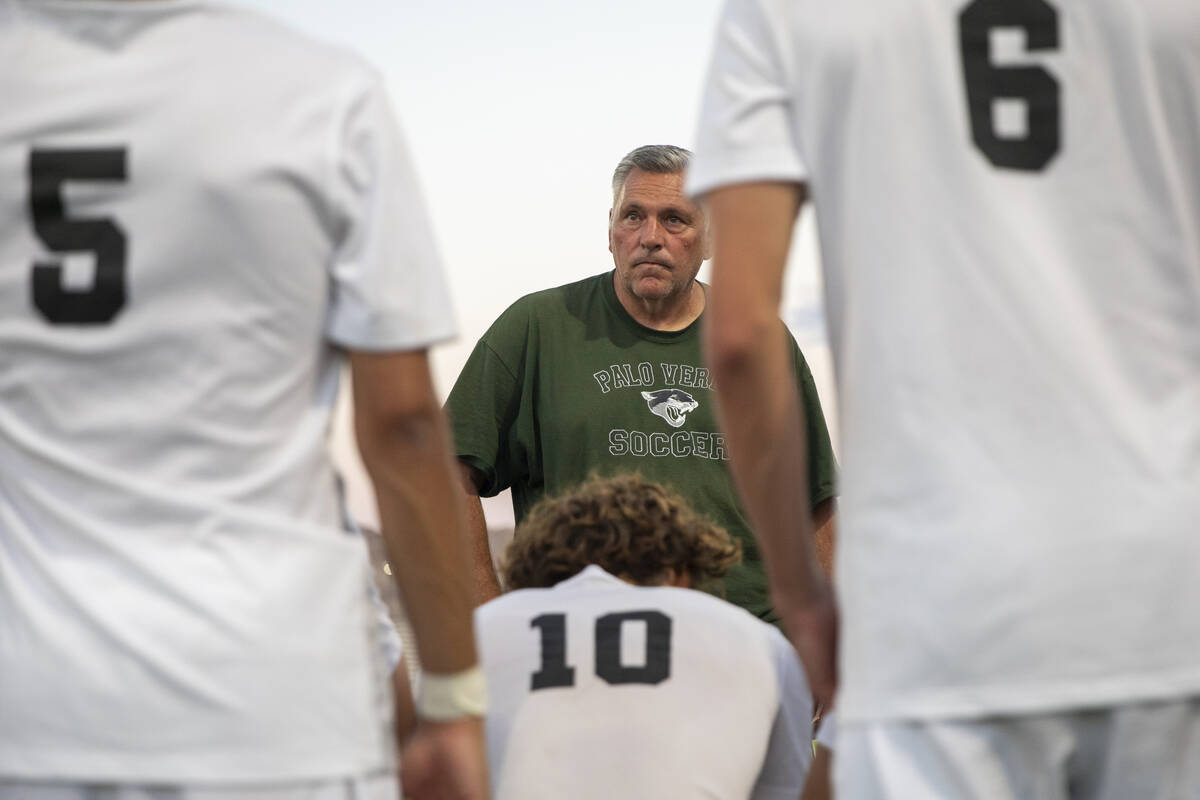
(474, 585, 553, 625)
(194, 3, 382, 92)
(657, 584, 780, 635)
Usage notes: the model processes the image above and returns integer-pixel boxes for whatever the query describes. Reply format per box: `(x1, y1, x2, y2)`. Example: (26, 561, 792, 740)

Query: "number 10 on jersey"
(530, 611, 673, 690)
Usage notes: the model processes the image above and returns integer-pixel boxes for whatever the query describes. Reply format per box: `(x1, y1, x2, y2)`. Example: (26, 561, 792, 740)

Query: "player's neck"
(616, 280, 705, 332)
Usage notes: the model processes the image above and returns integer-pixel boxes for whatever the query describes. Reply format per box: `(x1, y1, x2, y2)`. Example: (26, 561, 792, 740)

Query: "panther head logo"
(640, 389, 699, 428)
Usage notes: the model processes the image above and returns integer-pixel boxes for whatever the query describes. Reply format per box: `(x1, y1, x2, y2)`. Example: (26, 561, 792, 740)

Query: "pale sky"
(231, 0, 836, 528)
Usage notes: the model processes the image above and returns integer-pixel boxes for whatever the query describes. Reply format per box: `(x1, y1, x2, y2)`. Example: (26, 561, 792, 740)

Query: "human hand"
(776, 578, 839, 711)
(399, 716, 489, 800)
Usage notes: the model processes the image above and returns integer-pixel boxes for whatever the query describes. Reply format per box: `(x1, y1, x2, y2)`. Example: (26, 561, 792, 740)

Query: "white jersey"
(476, 566, 813, 800)
(0, 0, 454, 783)
(689, 0, 1200, 722)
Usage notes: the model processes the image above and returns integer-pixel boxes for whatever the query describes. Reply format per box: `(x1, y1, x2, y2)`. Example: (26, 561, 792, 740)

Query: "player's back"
(0, 0, 422, 783)
(476, 566, 813, 800)
(693, 0, 1200, 721)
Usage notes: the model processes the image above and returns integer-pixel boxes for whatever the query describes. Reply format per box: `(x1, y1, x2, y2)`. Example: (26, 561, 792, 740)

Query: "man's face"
(609, 168, 710, 304)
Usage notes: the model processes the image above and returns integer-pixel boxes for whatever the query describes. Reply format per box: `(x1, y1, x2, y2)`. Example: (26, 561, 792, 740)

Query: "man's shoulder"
(504, 272, 608, 314)
(481, 272, 610, 337)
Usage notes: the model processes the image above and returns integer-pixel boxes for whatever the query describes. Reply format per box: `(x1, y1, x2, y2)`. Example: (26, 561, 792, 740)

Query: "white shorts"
(0, 772, 397, 800)
(837, 698, 1200, 800)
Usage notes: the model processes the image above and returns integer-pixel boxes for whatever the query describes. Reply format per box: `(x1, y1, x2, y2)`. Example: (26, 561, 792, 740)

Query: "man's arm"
(458, 462, 503, 604)
(703, 181, 838, 708)
(350, 349, 487, 799)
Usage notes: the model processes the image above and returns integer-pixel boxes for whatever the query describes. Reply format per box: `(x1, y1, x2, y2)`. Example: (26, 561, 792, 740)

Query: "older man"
(445, 144, 837, 621)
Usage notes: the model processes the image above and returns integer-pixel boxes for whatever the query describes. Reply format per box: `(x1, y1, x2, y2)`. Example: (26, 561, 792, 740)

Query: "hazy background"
(231, 0, 836, 531)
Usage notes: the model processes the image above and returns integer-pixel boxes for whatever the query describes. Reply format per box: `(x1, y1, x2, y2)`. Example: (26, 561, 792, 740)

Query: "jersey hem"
(0, 753, 393, 786)
(838, 667, 1200, 723)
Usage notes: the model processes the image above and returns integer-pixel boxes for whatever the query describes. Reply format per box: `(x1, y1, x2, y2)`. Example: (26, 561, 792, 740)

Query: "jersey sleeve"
(367, 569, 404, 672)
(444, 311, 529, 496)
(750, 626, 815, 800)
(815, 710, 836, 751)
(788, 330, 838, 508)
(687, 0, 807, 197)
(324, 69, 457, 351)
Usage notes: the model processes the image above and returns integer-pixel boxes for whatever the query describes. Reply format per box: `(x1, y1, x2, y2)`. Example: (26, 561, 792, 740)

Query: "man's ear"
(608, 208, 615, 254)
(700, 205, 714, 261)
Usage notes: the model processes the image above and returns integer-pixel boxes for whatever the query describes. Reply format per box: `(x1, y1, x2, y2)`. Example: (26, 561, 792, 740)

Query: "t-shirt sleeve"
(750, 626, 815, 800)
(687, 0, 807, 198)
(444, 327, 525, 497)
(789, 332, 838, 507)
(324, 68, 457, 351)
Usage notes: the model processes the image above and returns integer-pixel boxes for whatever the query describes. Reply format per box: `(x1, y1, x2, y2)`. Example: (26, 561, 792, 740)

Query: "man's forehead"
(616, 169, 697, 210)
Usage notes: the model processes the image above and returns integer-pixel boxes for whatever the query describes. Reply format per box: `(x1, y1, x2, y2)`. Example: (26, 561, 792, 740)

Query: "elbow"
(354, 397, 447, 475)
(705, 307, 778, 386)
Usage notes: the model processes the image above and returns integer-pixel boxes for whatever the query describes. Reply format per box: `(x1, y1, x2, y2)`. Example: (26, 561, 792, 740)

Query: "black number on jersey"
(595, 611, 672, 685)
(29, 148, 129, 324)
(530, 614, 576, 690)
(529, 610, 673, 691)
(959, 0, 1060, 171)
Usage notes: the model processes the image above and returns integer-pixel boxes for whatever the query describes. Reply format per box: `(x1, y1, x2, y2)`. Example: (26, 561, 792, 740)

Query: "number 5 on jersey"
(29, 148, 129, 324)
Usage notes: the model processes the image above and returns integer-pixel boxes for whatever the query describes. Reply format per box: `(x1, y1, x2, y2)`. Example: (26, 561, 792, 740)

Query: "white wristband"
(416, 665, 488, 721)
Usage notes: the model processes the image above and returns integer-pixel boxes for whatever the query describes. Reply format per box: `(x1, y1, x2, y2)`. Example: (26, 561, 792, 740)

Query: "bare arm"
(812, 498, 837, 579)
(392, 665, 416, 744)
(458, 463, 502, 605)
(350, 350, 487, 799)
(351, 349, 476, 673)
(704, 182, 838, 708)
(799, 745, 832, 800)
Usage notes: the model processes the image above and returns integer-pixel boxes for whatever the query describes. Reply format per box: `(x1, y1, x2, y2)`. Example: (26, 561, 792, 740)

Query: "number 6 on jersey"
(959, 0, 1061, 171)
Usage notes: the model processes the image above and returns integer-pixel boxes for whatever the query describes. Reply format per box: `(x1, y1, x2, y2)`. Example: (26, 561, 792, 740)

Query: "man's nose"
(640, 217, 664, 248)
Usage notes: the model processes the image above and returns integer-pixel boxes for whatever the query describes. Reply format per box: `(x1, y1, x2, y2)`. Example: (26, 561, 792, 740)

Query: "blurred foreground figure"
(477, 474, 828, 800)
(691, 1, 1200, 797)
(0, 2, 485, 798)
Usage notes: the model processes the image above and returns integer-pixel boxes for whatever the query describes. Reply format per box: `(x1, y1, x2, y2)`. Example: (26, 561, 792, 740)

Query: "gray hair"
(611, 144, 693, 205)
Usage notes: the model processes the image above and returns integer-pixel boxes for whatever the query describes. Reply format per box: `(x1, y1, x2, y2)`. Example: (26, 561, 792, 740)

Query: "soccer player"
(476, 474, 820, 799)
(690, 0, 1200, 797)
(0, 3, 485, 798)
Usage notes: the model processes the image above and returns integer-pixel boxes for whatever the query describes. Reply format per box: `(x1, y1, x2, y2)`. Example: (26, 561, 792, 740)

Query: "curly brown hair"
(501, 473, 742, 590)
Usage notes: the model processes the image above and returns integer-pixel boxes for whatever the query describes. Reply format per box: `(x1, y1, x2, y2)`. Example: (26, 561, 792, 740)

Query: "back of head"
(502, 473, 741, 590)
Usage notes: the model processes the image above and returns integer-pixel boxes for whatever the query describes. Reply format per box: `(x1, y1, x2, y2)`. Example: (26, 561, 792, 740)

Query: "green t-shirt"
(446, 271, 837, 621)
